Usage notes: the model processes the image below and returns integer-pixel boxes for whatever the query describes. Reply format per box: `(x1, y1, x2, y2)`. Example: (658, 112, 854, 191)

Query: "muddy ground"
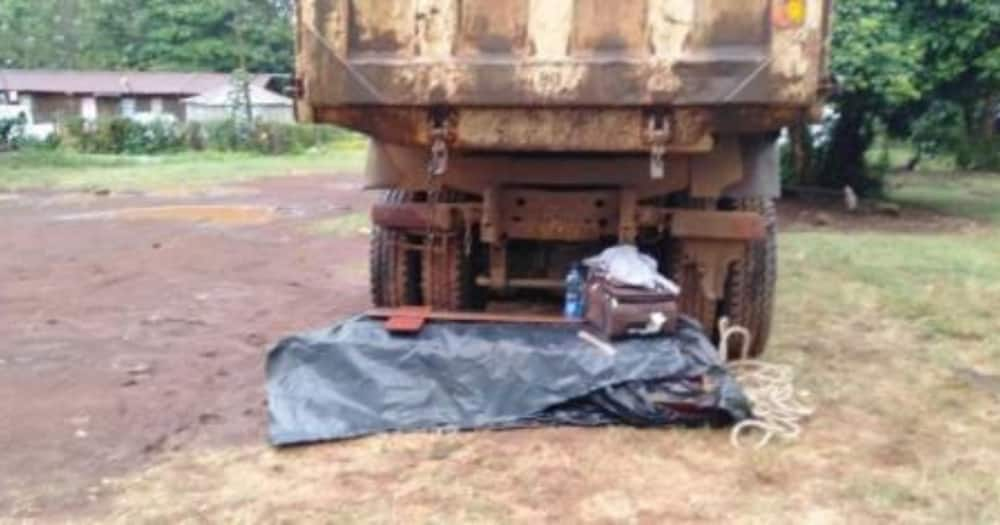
(1, 176, 376, 518)
(0, 172, 993, 523)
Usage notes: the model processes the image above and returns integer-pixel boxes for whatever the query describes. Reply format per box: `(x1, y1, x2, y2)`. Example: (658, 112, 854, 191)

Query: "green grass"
(0, 147, 367, 191)
(868, 142, 957, 172)
(787, 173, 1000, 355)
(782, 231, 1000, 351)
(890, 173, 1000, 223)
(765, 173, 1000, 522)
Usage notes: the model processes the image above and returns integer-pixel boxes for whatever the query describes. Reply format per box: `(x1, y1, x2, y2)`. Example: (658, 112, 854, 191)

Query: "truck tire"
(670, 198, 776, 359)
(370, 190, 421, 307)
(421, 190, 485, 311)
(719, 198, 777, 359)
(370, 189, 484, 311)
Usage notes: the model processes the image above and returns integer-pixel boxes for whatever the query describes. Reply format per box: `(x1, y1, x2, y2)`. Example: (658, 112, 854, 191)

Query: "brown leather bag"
(584, 275, 679, 340)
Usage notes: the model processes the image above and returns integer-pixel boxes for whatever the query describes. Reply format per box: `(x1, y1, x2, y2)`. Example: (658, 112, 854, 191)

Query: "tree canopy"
(0, 0, 294, 73)
(816, 0, 1000, 190)
(0, 0, 91, 69)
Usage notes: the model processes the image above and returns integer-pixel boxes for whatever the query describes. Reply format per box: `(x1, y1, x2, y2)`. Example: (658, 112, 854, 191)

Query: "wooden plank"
(367, 308, 580, 326)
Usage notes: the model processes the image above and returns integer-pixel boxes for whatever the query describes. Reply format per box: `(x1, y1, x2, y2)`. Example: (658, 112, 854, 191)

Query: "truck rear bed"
(296, 0, 832, 150)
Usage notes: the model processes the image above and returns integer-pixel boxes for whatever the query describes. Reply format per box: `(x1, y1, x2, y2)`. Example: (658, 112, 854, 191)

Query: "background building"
(0, 69, 280, 134)
(183, 83, 293, 124)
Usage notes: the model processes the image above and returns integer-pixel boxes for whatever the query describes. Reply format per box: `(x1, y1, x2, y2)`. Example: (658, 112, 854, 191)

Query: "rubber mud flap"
(267, 317, 751, 446)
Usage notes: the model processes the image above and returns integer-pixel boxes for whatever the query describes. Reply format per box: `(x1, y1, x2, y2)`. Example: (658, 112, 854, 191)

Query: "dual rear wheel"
(369, 190, 482, 311)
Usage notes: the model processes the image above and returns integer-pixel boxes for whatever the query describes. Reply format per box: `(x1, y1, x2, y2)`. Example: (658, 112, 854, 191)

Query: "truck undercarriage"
(365, 135, 778, 357)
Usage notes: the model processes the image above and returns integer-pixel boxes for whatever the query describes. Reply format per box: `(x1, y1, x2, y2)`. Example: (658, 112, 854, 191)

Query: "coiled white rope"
(720, 318, 815, 449)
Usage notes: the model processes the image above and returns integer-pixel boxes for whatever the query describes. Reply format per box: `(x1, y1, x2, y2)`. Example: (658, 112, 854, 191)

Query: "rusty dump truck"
(294, 0, 834, 356)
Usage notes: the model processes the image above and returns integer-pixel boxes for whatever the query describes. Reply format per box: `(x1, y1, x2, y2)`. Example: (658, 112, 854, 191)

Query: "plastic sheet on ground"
(267, 317, 751, 446)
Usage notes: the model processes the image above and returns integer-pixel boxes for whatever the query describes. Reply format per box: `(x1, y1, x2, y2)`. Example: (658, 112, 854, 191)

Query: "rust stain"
(415, 0, 458, 57)
(689, 0, 769, 47)
(348, 0, 414, 53)
(147, 187, 261, 199)
(63, 205, 279, 226)
(772, 0, 826, 100)
(459, 0, 528, 55)
(114, 206, 277, 225)
(571, 0, 647, 54)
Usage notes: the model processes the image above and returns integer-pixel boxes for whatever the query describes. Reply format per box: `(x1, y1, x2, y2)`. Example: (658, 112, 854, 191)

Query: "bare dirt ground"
(1, 175, 373, 519)
(1, 173, 998, 523)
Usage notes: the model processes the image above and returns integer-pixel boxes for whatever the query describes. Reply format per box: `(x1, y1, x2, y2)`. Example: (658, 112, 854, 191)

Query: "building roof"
(184, 83, 292, 107)
(0, 69, 272, 97)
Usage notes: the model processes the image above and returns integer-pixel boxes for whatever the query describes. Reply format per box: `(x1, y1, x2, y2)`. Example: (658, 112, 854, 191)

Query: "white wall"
(0, 92, 34, 124)
(120, 97, 136, 117)
(1, 94, 54, 139)
(81, 97, 98, 120)
(184, 104, 294, 124)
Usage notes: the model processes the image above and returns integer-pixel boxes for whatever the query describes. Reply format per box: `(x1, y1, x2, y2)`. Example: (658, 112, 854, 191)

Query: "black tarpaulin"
(267, 317, 751, 446)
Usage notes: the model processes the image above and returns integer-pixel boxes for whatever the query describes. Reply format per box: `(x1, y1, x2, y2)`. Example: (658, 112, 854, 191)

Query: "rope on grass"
(720, 318, 815, 449)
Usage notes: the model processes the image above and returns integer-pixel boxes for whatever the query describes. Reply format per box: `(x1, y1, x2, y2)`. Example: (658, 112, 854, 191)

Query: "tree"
(905, 0, 1000, 140)
(814, 0, 1000, 190)
(0, 0, 95, 69)
(817, 0, 924, 193)
(87, 0, 294, 73)
(0, 0, 294, 73)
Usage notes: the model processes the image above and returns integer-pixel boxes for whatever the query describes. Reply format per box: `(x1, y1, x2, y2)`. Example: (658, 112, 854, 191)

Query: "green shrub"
(53, 117, 353, 156)
(910, 101, 966, 157)
(14, 132, 61, 151)
(181, 122, 206, 151)
(252, 121, 295, 154)
(0, 116, 25, 150)
(57, 116, 183, 154)
(199, 119, 351, 154)
(203, 119, 243, 151)
(907, 102, 999, 171)
(291, 123, 344, 149)
(93, 118, 133, 153)
(956, 138, 1000, 171)
(60, 116, 88, 151)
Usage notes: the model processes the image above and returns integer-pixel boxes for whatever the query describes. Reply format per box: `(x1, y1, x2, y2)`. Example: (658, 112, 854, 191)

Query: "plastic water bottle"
(564, 264, 585, 319)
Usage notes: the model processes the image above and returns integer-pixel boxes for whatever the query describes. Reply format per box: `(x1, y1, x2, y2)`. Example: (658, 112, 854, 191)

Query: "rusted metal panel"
(347, 0, 415, 54)
(297, 0, 832, 112)
(371, 202, 480, 230)
(666, 210, 766, 241)
(373, 199, 764, 242)
(458, 0, 530, 56)
(474, 277, 565, 291)
(681, 240, 744, 301)
(571, 0, 648, 55)
(690, 1, 770, 48)
(297, 0, 832, 151)
(381, 306, 432, 333)
(364, 141, 693, 198)
(318, 107, 715, 152)
(690, 136, 744, 198)
(618, 188, 639, 243)
(499, 189, 621, 241)
(367, 308, 580, 325)
(371, 203, 447, 230)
